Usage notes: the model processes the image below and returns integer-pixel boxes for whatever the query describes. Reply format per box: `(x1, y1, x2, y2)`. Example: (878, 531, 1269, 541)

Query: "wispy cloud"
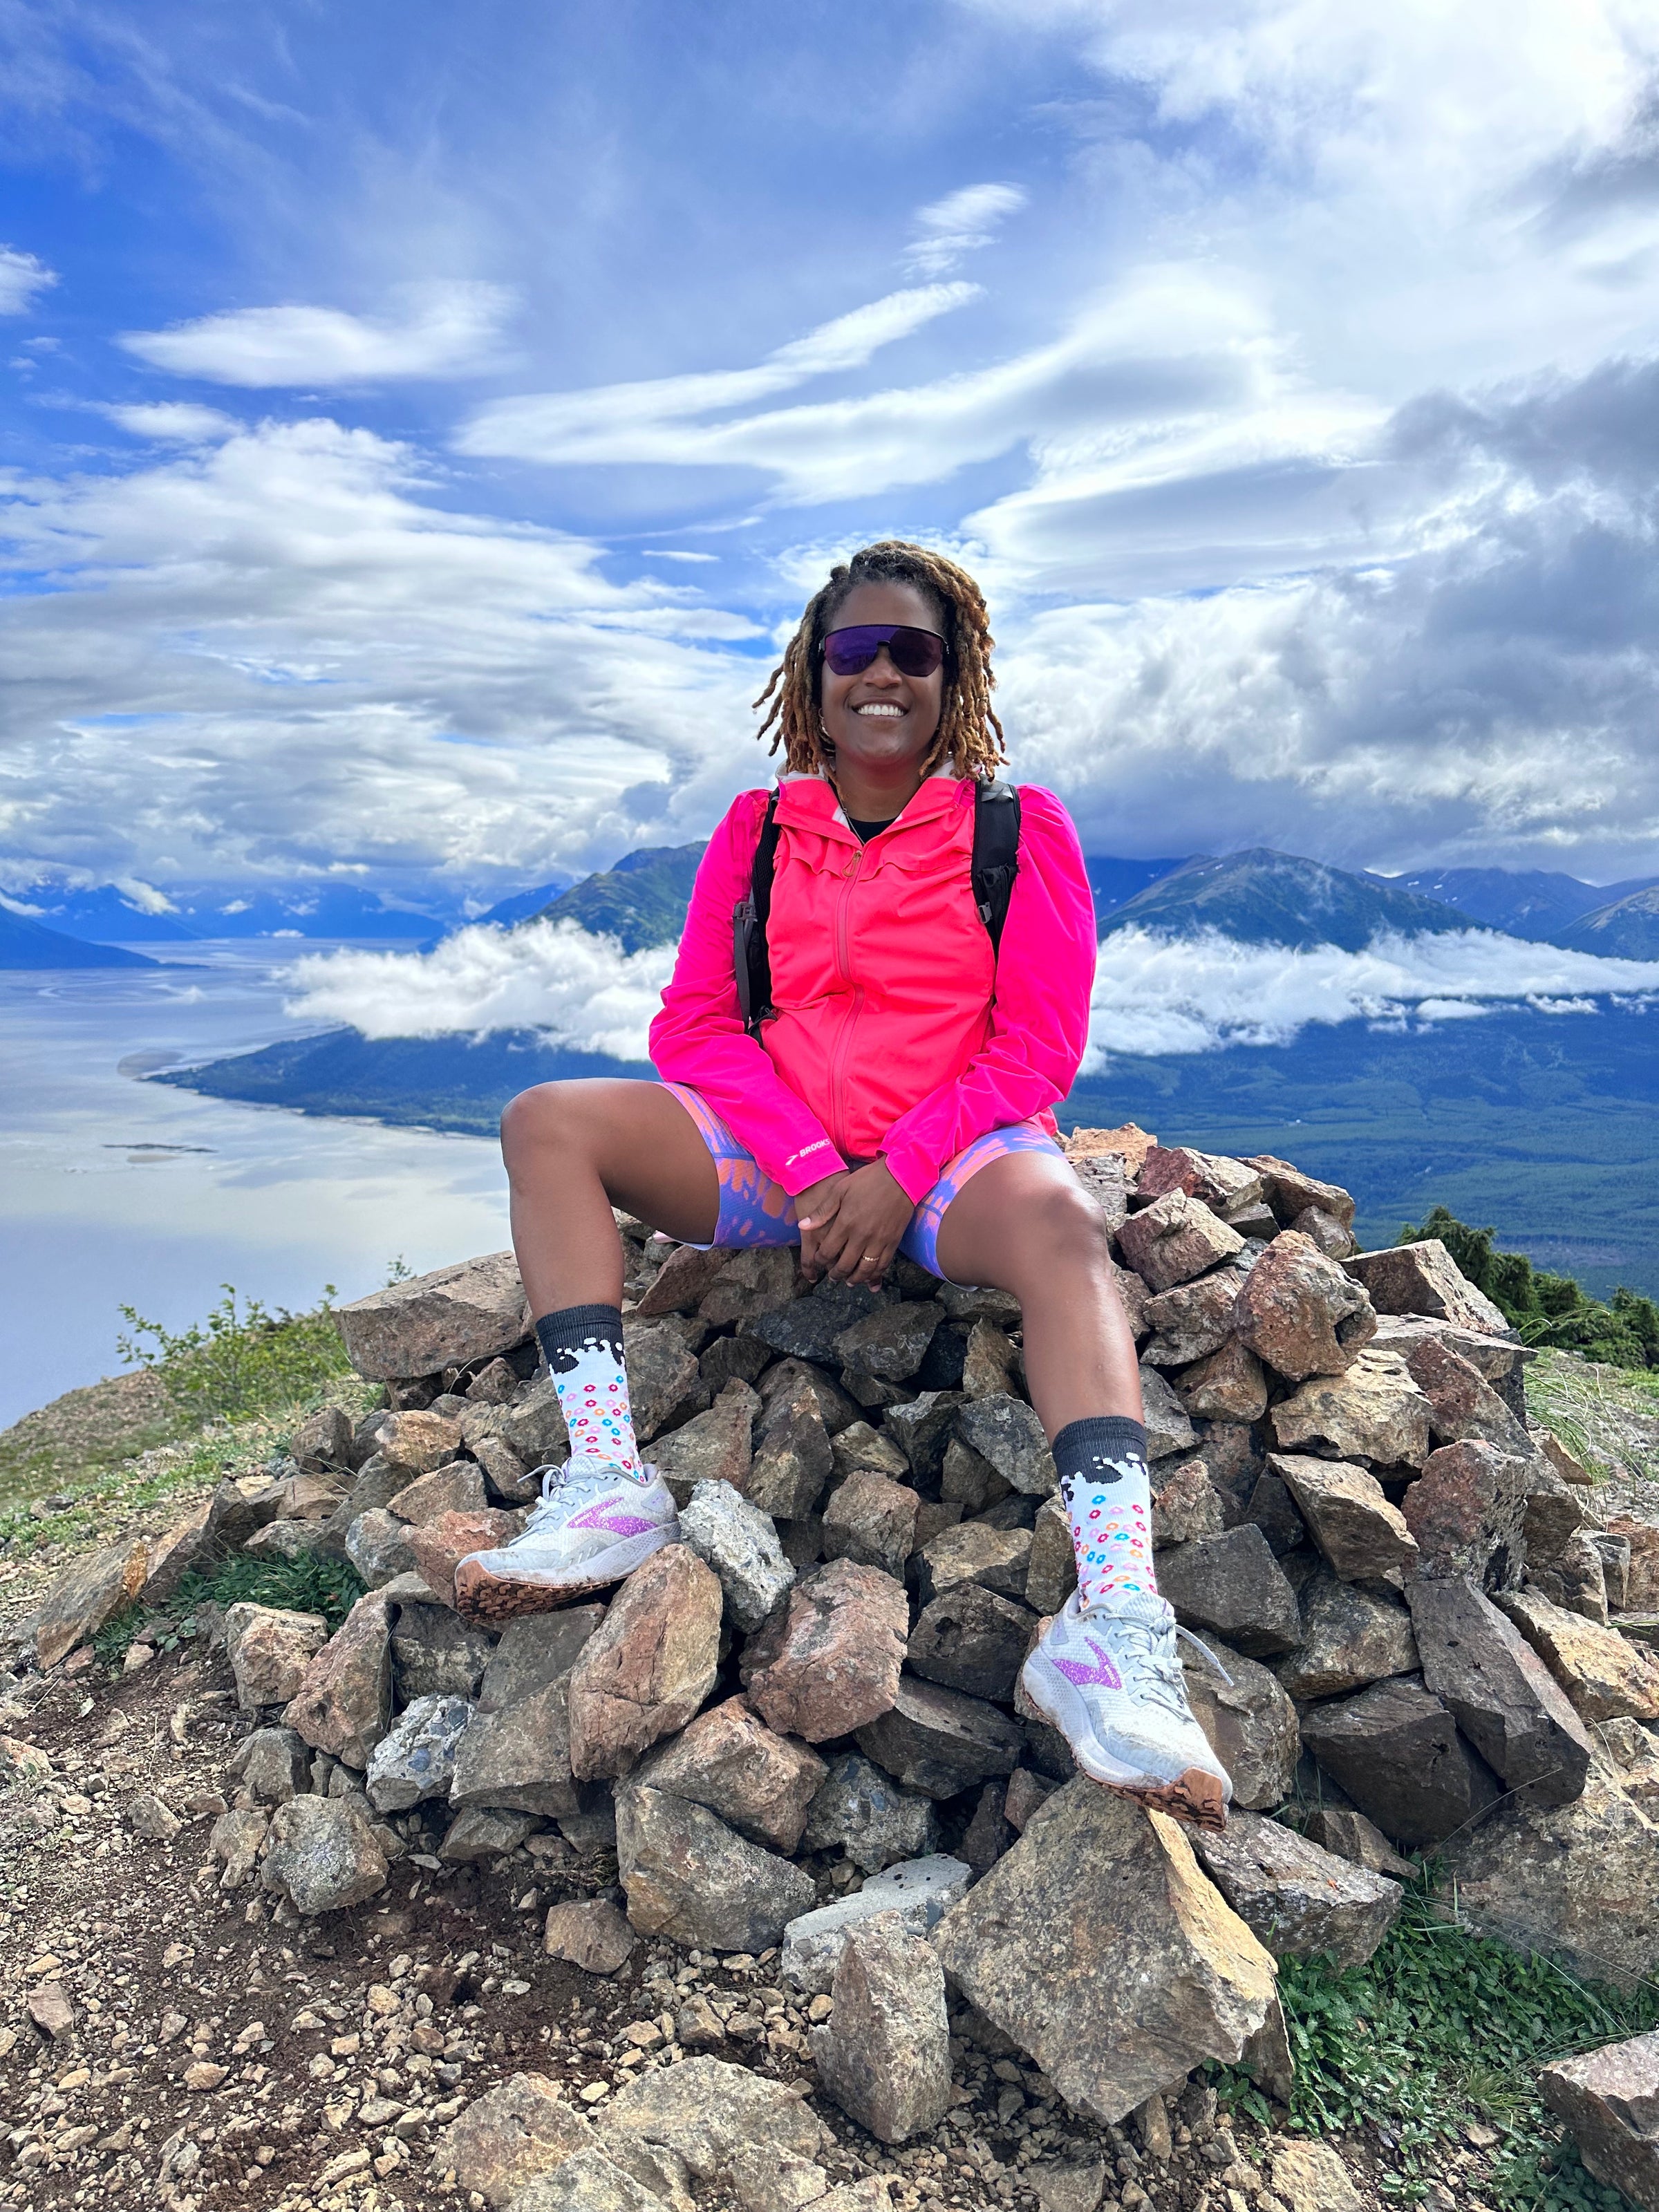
(904, 183, 1027, 276)
(120, 280, 516, 386)
(106, 402, 240, 442)
(0, 245, 56, 315)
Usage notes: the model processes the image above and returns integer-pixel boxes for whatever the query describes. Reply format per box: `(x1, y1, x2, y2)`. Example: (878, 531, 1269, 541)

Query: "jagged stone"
(1137, 1145, 1263, 1215)
(652, 1379, 758, 1504)
(1268, 1349, 1432, 1468)
(621, 1317, 704, 1443)
(35, 1538, 150, 1669)
(227, 1727, 311, 1806)
(283, 1593, 393, 1770)
(365, 1691, 472, 1812)
(1027, 1496, 1078, 1615)
(1393, 1332, 1533, 1460)
(883, 1391, 966, 1484)
(832, 1420, 912, 1479)
(1303, 1806, 1416, 1878)
(812, 1920, 953, 2144)
(634, 1694, 827, 1854)
(1194, 1811, 1403, 1969)
(747, 1365, 835, 1520)
(390, 1608, 493, 1703)
(1270, 1454, 1418, 1582)
(344, 1508, 418, 1587)
(126, 1795, 180, 1846)
(1292, 1207, 1356, 1259)
(1178, 1338, 1269, 1423)
(567, 1544, 722, 1781)
(290, 1405, 354, 1474)
(633, 1241, 733, 1318)
(782, 1855, 973, 1993)
(406, 1508, 521, 1606)
(542, 1897, 636, 1976)
(209, 1805, 270, 1888)
(1141, 1271, 1244, 1368)
(1409, 1576, 1593, 1805)
(439, 1806, 541, 1862)
(1152, 1458, 1228, 1547)
(677, 1477, 795, 1632)
(1118, 1191, 1246, 1294)
(855, 1675, 1024, 1798)
(1232, 1232, 1376, 1381)
(834, 1302, 941, 1382)
(1196, 1421, 1268, 1523)
(615, 1783, 815, 1951)
(801, 1751, 939, 1873)
(1531, 1529, 1613, 1622)
(939, 1434, 1011, 1514)
(1182, 1639, 1300, 1812)
(467, 1433, 536, 1506)
(1442, 1774, 1659, 1991)
(1241, 1468, 1307, 1555)
(335, 1251, 530, 1380)
(823, 1471, 921, 1581)
(1301, 1676, 1499, 1847)
(948, 1394, 1051, 1494)
(482, 1608, 606, 1708)
(1157, 1526, 1301, 1657)
(961, 1320, 1018, 1399)
(1004, 1767, 1060, 1834)
(1274, 1571, 1418, 1701)
(449, 1612, 603, 1817)
(934, 1780, 1276, 2125)
(601, 2054, 825, 2181)
(914, 1519, 1032, 1605)
(1539, 2027, 1659, 2207)
(1524, 1463, 1596, 1562)
(430, 2072, 592, 2209)
(1138, 1364, 1198, 1460)
(1271, 2139, 1364, 2212)
(696, 1246, 803, 1325)
(260, 1795, 387, 1915)
(742, 1559, 909, 1741)
(746, 1280, 881, 1364)
(1344, 1239, 1510, 1336)
(1494, 1587, 1659, 1724)
(463, 1375, 568, 1469)
(225, 1603, 328, 1712)
(373, 1409, 464, 1477)
(907, 1584, 1037, 1702)
(1402, 1439, 1530, 1584)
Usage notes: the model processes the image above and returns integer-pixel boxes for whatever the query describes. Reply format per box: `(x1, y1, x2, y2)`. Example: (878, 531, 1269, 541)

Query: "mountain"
(527, 843, 709, 953)
(8, 886, 201, 943)
(1083, 855, 1190, 917)
(0, 906, 159, 970)
(1101, 849, 1477, 950)
(471, 878, 576, 930)
(1382, 867, 1610, 941)
(1559, 885, 1659, 960)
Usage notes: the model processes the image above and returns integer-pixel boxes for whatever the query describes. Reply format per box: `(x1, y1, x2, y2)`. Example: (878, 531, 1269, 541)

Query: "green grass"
(1216, 1882, 1659, 2208)
(93, 1548, 366, 1667)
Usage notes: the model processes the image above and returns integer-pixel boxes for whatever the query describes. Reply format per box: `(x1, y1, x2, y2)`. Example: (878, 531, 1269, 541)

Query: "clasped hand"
(794, 1161, 913, 1286)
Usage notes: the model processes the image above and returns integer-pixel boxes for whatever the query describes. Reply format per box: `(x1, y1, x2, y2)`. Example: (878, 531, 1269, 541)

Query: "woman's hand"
(798, 1159, 913, 1286)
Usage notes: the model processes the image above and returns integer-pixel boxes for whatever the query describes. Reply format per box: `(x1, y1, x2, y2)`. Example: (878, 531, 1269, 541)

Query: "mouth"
(853, 701, 906, 720)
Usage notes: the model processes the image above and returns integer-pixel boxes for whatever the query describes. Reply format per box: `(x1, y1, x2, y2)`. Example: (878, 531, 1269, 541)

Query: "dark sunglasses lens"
(823, 624, 944, 678)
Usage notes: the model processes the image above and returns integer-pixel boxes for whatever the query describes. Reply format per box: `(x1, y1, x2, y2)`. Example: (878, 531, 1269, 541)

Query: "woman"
(458, 540, 1230, 1829)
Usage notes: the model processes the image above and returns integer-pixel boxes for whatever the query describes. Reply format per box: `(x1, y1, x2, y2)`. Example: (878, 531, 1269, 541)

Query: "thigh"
(510, 1076, 722, 1244)
(925, 1134, 1087, 1293)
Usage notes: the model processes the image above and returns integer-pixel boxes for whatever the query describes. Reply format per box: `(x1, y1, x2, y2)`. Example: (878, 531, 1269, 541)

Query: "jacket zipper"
(828, 840, 864, 1159)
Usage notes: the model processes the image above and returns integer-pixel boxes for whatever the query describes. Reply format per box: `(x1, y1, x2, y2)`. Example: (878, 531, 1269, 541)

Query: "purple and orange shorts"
(662, 1082, 1061, 1284)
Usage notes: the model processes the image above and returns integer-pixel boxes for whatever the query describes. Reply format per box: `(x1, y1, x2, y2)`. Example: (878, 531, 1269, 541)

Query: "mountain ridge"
(1100, 848, 1478, 951)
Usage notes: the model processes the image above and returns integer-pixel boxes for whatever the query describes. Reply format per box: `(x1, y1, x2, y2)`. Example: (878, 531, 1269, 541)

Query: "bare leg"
(499, 1079, 720, 1318)
(930, 1149, 1143, 1439)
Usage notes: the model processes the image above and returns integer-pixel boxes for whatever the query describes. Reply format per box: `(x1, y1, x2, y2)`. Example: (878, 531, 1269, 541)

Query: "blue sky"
(3, 0, 1659, 905)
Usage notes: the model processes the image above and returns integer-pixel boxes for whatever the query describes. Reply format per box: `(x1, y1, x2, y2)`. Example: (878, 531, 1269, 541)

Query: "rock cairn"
(28, 1123, 1659, 2202)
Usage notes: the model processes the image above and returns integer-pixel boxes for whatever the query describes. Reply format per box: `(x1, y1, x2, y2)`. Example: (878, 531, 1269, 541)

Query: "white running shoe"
(453, 1455, 679, 1626)
(1020, 1589, 1233, 1832)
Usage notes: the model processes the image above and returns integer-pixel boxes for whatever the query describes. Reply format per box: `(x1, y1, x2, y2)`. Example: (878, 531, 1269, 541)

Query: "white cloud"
(904, 183, 1027, 276)
(120, 280, 515, 386)
(0, 245, 55, 315)
(106, 402, 240, 442)
(285, 918, 677, 1058)
(1082, 926, 1659, 1061)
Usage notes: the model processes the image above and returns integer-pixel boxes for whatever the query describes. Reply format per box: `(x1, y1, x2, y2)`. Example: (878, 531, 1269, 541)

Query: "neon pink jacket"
(648, 771, 1098, 1204)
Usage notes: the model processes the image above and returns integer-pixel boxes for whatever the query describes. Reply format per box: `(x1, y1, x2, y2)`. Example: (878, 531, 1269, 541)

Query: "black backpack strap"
(733, 789, 782, 1035)
(971, 778, 1022, 953)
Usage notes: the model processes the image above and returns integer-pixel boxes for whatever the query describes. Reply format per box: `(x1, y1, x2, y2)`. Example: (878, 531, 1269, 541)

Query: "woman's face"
(816, 579, 946, 779)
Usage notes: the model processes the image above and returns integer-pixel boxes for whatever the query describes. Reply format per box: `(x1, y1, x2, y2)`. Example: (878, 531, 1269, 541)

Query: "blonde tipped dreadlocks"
(753, 541, 1006, 781)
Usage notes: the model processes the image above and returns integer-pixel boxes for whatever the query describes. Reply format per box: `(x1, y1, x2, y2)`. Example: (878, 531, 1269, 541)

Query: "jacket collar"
(774, 767, 970, 841)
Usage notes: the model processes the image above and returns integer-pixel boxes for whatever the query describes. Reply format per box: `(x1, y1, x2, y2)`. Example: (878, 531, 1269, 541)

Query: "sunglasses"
(822, 624, 947, 679)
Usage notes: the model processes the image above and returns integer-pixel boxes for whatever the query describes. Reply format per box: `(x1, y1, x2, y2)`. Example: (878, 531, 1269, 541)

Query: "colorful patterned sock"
(1053, 1415, 1158, 1609)
(533, 1304, 645, 1481)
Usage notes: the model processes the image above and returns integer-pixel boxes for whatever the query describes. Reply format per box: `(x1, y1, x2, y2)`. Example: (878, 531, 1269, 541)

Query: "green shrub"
(1396, 1206, 1659, 1371)
(93, 1548, 366, 1667)
(116, 1283, 352, 1424)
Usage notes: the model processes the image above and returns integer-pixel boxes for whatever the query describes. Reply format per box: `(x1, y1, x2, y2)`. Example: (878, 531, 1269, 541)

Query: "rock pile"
(21, 1124, 1659, 2202)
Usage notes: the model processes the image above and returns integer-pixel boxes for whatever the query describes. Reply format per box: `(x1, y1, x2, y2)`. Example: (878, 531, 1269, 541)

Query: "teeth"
(856, 704, 903, 718)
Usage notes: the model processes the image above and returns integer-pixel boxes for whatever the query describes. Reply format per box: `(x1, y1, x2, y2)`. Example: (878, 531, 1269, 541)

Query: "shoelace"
(1080, 1609, 1234, 1720)
(520, 1454, 614, 1535)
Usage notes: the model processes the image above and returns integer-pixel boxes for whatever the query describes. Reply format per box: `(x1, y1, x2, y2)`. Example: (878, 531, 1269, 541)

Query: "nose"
(863, 645, 903, 682)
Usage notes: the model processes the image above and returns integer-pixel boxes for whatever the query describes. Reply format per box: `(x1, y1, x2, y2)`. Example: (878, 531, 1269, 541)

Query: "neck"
(830, 757, 931, 823)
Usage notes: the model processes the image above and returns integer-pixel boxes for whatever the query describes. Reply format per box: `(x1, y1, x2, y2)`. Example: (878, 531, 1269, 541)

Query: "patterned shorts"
(662, 1082, 1062, 1284)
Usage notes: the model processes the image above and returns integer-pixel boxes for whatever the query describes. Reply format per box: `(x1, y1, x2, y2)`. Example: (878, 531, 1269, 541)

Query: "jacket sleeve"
(877, 785, 1097, 1205)
(648, 791, 850, 1197)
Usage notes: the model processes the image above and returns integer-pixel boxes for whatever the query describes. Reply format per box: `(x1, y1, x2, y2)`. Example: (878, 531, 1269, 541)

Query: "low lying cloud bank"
(288, 917, 1659, 1066)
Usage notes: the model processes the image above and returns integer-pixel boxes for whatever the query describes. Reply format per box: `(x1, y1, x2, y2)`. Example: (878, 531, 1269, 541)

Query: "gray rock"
(1409, 1576, 1593, 1805)
(696, 1246, 803, 1326)
(450, 1678, 581, 1819)
(1141, 1271, 1244, 1369)
(1539, 2027, 1659, 2207)
(622, 1317, 704, 1443)
(1241, 1468, 1308, 1555)
(914, 1519, 1032, 1605)
(1138, 1364, 1199, 1461)
(600, 2054, 825, 2180)
(801, 1750, 940, 1873)
(883, 1391, 966, 1485)
(932, 1778, 1276, 2125)
(1530, 1529, 1611, 1622)
(615, 1783, 816, 1952)
(650, 1381, 758, 1505)
(429, 2072, 592, 2210)
(391, 1607, 494, 1704)
(1157, 1526, 1302, 1657)
(747, 1365, 835, 1521)
(259, 1795, 388, 1914)
(344, 1507, 419, 1588)
(209, 1804, 270, 1888)
(823, 1470, 921, 1581)
(227, 1726, 312, 1806)
(1026, 1495, 1078, 1615)
(908, 1584, 1037, 1703)
(855, 1674, 1024, 1799)
(956, 1394, 1057, 1495)
(225, 1602, 329, 1712)
(781, 1854, 973, 1993)
(833, 1302, 941, 1382)
(480, 1607, 606, 1711)
(509, 2151, 660, 2211)
(833, 1420, 913, 1480)
(1270, 1453, 1418, 1582)
(334, 1250, 529, 1381)
(465, 1374, 569, 1469)
(1302, 1676, 1500, 1847)
(365, 1691, 473, 1812)
(542, 1897, 636, 1976)
(1152, 1457, 1229, 1547)
(939, 1433, 1012, 1514)
(1181, 1640, 1300, 1812)
(1193, 1810, 1403, 1969)
(811, 1920, 953, 2143)
(1275, 1572, 1418, 1702)
(747, 1280, 884, 1365)
(439, 1806, 542, 1862)
(1303, 1806, 1418, 1880)
(677, 1477, 796, 1633)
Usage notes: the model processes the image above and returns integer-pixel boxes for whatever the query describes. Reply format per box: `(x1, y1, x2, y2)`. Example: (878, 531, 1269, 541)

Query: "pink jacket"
(648, 771, 1098, 1204)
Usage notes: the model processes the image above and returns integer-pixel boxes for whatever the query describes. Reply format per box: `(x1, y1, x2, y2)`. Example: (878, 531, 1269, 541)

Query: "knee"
(1023, 1179, 1115, 1275)
(500, 1082, 588, 1169)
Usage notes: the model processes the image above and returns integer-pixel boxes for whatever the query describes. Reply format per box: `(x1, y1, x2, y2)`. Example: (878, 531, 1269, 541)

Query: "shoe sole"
(453, 1522, 677, 1626)
(1020, 1653, 1230, 1835)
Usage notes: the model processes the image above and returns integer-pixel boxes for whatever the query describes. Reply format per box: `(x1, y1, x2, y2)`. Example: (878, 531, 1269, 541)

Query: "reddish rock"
(1151, 1459, 1228, 1548)
(542, 1897, 636, 1976)
(633, 1242, 734, 1318)
(1232, 1232, 1376, 1382)
(565, 1544, 722, 1781)
(1539, 2028, 1659, 2208)
(1118, 1192, 1246, 1293)
(742, 1559, 909, 1741)
(1401, 1441, 1528, 1583)
(334, 1250, 530, 1381)
(634, 1694, 827, 1853)
(1293, 1206, 1356, 1258)
(387, 1461, 488, 1525)
(1136, 1147, 1264, 1215)
(1343, 1239, 1510, 1336)
(35, 1539, 150, 1669)
(282, 1593, 393, 1770)
(1243, 1154, 1356, 1229)
(1178, 1338, 1268, 1423)
(406, 1509, 521, 1606)
(1391, 1333, 1531, 1455)
(1065, 1122, 1158, 1172)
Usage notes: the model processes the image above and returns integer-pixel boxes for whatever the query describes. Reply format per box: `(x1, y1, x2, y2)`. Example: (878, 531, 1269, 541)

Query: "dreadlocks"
(753, 540, 1006, 781)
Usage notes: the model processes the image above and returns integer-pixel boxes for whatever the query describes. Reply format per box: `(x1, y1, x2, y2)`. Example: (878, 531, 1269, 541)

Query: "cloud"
(904, 183, 1027, 276)
(285, 918, 677, 1058)
(106, 402, 240, 442)
(120, 280, 515, 386)
(0, 245, 56, 315)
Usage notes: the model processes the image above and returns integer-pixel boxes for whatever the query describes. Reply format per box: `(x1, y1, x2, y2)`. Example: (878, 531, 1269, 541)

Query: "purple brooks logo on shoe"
(1053, 1639, 1123, 1691)
(567, 1499, 656, 1539)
